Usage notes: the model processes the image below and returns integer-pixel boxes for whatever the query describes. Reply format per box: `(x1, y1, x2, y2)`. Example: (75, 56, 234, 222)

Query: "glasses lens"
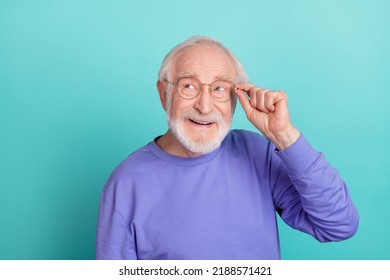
(177, 77, 200, 99)
(211, 80, 234, 101)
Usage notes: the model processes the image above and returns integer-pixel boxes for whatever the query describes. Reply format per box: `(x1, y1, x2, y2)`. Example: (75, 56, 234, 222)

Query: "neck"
(156, 130, 203, 158)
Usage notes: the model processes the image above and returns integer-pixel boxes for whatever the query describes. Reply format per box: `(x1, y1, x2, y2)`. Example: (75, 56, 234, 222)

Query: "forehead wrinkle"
(176, 71, 234, 83)
(172, 46, 236, 83)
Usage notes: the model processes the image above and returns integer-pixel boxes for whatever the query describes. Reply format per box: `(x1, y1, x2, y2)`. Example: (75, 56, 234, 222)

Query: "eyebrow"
(177, 72, 196, 79)
(176, 72, 234, 82)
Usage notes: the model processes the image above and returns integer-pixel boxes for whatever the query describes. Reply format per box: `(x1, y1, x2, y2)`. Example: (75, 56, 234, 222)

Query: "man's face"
(164, 45, 237, 155)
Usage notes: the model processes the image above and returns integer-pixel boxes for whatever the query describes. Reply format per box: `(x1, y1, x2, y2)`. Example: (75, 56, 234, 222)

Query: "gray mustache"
(182, 109, 223, 124)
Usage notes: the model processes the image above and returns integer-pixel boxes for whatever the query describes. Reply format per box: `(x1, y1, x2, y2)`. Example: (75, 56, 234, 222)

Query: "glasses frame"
(164, 77, 235, 103)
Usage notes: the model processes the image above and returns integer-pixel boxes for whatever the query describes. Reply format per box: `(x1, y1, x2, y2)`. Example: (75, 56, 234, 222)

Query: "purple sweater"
(96, 129, 358, 259)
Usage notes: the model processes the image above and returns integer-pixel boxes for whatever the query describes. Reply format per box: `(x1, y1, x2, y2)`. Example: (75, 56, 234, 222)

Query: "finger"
(266, 90, 288, 113)
(257, 89, 271, 113)
(235, 84, 285, 113)
(234, 83, 256, 93)
(234, 88, 254, 118)
(249, 88, 258, 109)
(235, 84, 270, 102)
(247, 87, 272, 113)
(264, 90, 277, 112)
(235, 84, 261, 111)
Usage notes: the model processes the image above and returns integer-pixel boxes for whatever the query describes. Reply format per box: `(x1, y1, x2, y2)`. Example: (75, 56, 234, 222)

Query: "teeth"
(192, 119, 212, 125)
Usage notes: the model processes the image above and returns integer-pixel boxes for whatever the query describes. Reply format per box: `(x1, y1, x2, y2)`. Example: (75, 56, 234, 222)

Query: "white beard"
(167, 107, 231, 155)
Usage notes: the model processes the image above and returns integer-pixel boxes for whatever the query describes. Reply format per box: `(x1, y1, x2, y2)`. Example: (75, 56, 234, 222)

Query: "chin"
(169, 119, 231, 155)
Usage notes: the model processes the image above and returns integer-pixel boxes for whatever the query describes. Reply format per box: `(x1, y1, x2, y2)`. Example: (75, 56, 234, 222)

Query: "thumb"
(234, 88, 253, 118)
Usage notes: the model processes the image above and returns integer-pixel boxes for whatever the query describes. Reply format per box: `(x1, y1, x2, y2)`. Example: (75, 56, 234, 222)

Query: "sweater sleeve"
(272, 134, 359, 242)
(95, 189, 137, 259)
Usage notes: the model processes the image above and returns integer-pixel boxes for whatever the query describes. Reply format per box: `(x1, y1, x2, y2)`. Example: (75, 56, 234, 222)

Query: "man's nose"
(194, 84, 213, 114)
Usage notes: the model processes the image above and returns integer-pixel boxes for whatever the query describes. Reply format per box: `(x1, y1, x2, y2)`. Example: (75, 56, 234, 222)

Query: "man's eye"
(184, 84, 196, 89)
(214, 86, 226, 92)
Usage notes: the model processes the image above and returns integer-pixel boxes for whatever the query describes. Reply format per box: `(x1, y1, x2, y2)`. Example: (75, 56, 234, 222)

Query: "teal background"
(0, 0, 389, 259)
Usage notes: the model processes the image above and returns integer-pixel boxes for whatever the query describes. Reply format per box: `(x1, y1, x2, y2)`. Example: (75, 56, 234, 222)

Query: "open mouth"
(189, 119, 214, 126)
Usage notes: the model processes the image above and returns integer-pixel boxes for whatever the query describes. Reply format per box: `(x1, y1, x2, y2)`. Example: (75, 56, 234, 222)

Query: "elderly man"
(96, 36, 359, 260)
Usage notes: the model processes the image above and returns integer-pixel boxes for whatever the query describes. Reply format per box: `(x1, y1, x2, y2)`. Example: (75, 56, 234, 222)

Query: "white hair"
(158, 36, 249, 84)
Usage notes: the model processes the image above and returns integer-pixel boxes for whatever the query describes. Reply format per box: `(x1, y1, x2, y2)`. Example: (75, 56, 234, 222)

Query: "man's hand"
(235, 84, 300, 150)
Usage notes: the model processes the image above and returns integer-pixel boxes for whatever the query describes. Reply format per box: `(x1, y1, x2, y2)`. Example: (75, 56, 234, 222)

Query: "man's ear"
(156, 80, 168, 111)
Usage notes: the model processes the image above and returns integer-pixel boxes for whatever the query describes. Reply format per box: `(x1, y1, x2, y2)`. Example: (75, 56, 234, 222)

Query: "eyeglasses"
(164, 77, 235, 102)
